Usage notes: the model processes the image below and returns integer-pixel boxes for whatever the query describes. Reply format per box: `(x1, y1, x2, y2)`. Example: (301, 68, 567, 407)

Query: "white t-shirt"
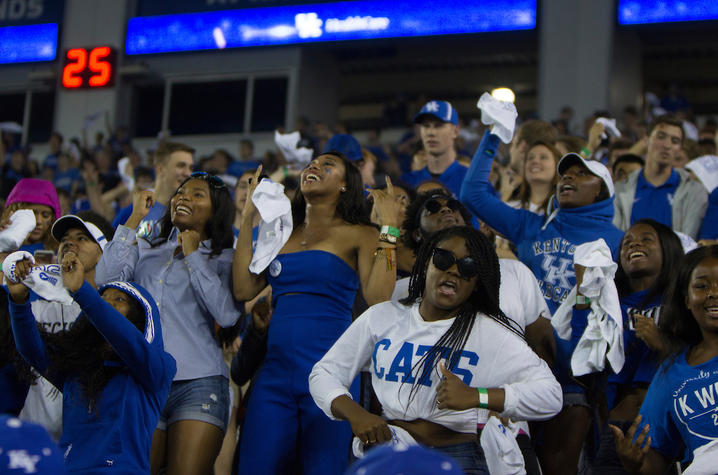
(391, 259, 550, 331)
(19, 299, 81, 441)
(309, 301, 562, 434)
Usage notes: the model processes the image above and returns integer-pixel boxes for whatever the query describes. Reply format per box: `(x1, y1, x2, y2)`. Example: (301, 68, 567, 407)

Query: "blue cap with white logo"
(0, 416, 66, 474)
(414, 100, 459, 126)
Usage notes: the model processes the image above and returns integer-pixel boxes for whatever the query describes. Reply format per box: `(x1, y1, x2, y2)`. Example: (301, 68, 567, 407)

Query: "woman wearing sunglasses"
(96, 172, 241, 475)
(233, 153, 401, 474)
(310, 226, 562, 474)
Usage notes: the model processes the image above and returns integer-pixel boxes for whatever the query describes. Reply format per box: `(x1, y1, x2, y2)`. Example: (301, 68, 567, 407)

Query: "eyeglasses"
(190, 171, 227, 189)
(432, 247, 478, 279)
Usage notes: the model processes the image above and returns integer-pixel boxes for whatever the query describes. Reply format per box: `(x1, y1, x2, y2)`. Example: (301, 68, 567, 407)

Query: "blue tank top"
(265, 250, 360, 370)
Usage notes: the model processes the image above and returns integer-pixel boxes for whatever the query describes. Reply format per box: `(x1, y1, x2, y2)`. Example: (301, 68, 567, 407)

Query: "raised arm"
(233, 167, 267, 301)
(460, 130, 541, 244)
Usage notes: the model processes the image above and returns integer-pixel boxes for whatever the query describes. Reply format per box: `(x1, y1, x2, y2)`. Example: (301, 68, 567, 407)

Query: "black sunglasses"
(189, 171, 227, 189)
(432, 247, 478, 279)
(415, 196, 462, 226)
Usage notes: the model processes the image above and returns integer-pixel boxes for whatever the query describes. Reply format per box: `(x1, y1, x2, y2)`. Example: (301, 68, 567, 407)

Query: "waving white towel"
(477, 92, 518, 144)
(249, 179, 293, 274)
(479, 416, 526, 475)
(274, 130, 313, 168)
(351, 424, 419, 458)
(2, 251, 73, 305)
(595, 117, 622, 139)
(0, 210, 37, 252)
(551, 239, 624, 376)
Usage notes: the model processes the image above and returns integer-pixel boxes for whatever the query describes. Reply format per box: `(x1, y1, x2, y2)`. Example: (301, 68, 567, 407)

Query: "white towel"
(685, 155, 718, 194)
(674, 231, 698, 253)
(479, 416, 526, 475)
(351, 424, 419, 458)
(683, 120, 699, 142)
(117, 157, 135, 193)
(683, 439, 718, 474)
(595, 117, 622, 139)
(249, 179, 293, 274)
(274, 130, 313, 168)
(476, 92, 518, 144)
(551, 239, 624, 376)
(0, 210, 36, 253)
(2, 251, 73, 305)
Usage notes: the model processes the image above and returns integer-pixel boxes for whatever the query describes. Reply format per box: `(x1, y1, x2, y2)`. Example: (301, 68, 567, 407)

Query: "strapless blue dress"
(238, 250, 360, 475)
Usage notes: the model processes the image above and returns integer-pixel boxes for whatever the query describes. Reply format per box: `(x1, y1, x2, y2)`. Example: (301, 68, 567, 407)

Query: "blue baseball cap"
(345, 444, 464, 475)
(323, 133, 363, 162)
(0, 416, 65, 474)
(414, 100, 459, 126)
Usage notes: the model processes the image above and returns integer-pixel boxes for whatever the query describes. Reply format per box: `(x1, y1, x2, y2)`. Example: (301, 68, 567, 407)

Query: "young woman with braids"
(310, 226, 562, 473)
(611, 245, 718, 473)
(233, 152, 401, 474)
(6, 245, 175, 472)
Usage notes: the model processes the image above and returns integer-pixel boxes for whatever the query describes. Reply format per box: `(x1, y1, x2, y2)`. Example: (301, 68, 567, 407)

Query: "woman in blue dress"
(233, 152, 400, 474)
(611, 245, 718, 473)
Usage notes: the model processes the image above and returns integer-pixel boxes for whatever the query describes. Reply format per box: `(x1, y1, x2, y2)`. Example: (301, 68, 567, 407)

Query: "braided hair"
(400, 226, 524, 407)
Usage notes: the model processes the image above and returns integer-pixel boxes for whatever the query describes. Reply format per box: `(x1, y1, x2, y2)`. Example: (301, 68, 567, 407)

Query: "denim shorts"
(436, 440, 489, 475)
(157, 375, 229, 432)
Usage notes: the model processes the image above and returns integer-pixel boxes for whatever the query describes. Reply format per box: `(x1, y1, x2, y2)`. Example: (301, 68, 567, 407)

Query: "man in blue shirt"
(401, 100, 467, 197)
(613, 114, 707, 239)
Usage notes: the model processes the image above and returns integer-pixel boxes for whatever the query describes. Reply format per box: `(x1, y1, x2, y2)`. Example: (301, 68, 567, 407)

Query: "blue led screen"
(0, 22, 57, 64)
(126, 0, 536, 55)
(619, 0, 718, 25)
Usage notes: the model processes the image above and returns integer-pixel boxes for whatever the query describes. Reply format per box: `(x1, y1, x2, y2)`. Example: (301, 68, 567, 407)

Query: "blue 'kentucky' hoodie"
(10, 280, 176, 473)
(460, 131, 624, 314)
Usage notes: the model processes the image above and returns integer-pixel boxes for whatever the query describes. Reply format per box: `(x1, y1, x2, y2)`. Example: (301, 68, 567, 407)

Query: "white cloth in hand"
(117, 157, 135, 193)
(551, 239, 624, 376)
(479, 415, 526, 475)
(595, 117, 621, 139)
(0, 210, 36, 252)
(274, 130, 313, 168)
(2, 251, 73, 305)
(351, 424, 418, 458)
(683, 439, 718, 474)
(477, 92, 518, 144)
(685, 155, 718, 194)
(249, 179, 293, 274)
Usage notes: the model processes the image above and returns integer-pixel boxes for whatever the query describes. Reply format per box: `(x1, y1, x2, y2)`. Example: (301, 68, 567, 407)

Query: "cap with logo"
(414, 100, 459, 126)
(0, 416, 65, 474)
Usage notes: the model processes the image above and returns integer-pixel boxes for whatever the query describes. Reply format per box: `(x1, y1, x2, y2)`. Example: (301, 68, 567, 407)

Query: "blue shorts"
(157, 375, 229, 432)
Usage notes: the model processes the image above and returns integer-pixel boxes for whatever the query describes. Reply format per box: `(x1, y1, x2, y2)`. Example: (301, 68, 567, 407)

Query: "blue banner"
(0, 22, 57, 64)
(126, 0, 536, 55)
(619, 0, 718, 24)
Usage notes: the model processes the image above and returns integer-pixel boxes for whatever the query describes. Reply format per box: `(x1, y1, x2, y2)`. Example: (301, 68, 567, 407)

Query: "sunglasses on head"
(189, 171, 227, 189)
(432, 247, 478, 279)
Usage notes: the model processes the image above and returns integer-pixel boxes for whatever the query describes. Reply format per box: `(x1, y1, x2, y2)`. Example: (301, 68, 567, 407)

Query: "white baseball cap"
(557, 153, 615, 198)
(51, 215, 107, 251)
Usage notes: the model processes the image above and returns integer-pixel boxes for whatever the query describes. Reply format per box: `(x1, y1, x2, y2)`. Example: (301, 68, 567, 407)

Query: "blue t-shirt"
(607, 289, 662, 409)
(227, 160, 262, 178)
(401, 160, 468, 198)
(639, 350, 718, 462)
(53, 168, 81, 193)
(43, 153, 59, 171)
(699, 188, 718, 240)
(630, 170, 680, 229)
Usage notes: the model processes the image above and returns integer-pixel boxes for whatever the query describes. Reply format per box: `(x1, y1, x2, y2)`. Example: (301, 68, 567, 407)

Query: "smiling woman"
(309, 226, 561, 474)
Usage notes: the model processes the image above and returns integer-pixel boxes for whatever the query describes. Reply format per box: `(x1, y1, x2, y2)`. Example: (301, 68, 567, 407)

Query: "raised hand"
(436, 362, 478, 411)
(242, 165, 263, 220)
(131, 189, 155, 220)
(6, 257, 33, 303)
(609, 414, 651, 474)
(368, 176, 401, 228)
(61, 251, 85, 292)
(633, 313, 664, 352)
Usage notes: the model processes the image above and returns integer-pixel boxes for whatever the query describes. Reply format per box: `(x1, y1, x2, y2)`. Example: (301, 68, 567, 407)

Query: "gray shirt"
(95, 225, 241, 381)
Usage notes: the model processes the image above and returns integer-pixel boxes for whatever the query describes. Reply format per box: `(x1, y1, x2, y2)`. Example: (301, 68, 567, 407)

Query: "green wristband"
(381, 225, 400, 238)
(477, 387, 489, 409)
(580, 147, 592, 158)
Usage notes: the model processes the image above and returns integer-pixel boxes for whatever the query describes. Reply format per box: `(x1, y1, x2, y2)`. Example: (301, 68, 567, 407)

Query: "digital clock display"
(61, 46, 117, 89)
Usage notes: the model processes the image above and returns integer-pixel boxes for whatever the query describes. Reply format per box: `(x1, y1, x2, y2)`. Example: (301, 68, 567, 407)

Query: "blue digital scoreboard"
(618, 0, 718, 25)
(126, 0, 537, 55)
(0, 22, 57, 64)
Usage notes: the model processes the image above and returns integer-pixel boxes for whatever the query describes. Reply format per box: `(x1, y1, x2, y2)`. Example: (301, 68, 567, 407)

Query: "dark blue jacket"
(10, 281, 176, 473)
(460, 131, 624, 313)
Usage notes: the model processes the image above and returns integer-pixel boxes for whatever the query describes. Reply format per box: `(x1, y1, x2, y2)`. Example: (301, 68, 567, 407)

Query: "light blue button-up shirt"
(96, 225, 241, 380)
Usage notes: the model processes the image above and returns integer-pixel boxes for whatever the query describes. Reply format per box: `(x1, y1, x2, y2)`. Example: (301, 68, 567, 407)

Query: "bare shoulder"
(336, 223, 378, 248)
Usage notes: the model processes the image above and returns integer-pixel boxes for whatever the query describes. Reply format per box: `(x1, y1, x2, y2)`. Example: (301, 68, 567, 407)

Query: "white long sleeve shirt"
(309, 301, 562, 434)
